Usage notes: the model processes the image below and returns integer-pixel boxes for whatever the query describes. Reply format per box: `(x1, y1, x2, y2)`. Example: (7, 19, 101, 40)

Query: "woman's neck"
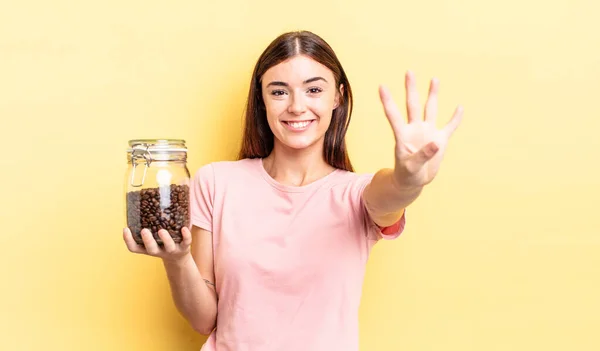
(262, 142, 336, 187)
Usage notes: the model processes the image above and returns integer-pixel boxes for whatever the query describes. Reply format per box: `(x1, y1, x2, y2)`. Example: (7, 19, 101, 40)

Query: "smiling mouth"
(282, 120, 315, 130)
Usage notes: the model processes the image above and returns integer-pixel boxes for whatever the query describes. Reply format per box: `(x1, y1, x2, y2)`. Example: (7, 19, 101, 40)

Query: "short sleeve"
(189, 163, 215, 232)
(349, 174, 406, 242)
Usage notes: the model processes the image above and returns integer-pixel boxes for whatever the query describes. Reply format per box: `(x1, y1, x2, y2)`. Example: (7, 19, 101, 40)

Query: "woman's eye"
(271, 90, 286, 96)
(308, 87, 323, 94)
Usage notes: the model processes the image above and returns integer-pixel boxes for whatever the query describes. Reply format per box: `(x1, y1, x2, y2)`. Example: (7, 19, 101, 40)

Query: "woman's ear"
(334, 84, 344, 109)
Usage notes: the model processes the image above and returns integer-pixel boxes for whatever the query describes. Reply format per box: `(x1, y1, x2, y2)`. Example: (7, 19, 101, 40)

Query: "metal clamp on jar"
(125, 139, 191, 246)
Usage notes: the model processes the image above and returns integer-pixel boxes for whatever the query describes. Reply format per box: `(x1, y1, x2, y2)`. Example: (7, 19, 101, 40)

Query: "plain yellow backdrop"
(1, 0, 599, 350)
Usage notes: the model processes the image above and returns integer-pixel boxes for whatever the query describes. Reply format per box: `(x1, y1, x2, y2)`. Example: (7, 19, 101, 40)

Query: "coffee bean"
(126, 184, 190, 246)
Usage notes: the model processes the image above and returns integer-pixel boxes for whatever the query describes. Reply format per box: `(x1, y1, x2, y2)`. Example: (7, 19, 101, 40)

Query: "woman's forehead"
(263, 55, 334, 84)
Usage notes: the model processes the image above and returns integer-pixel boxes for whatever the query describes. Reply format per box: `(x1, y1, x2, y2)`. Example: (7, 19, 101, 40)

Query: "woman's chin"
(277, 135, 321, 151)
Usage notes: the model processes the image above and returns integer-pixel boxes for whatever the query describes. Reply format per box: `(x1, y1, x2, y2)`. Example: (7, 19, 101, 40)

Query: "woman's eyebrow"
(304, 76, 328, 84)
(266, 76, 328, 88)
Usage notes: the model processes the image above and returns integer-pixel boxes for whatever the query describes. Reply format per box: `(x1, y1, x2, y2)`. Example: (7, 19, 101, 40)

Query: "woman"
(124, 30, 463, 350)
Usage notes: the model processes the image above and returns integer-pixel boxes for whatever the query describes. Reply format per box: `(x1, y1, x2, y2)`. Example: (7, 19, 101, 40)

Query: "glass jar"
(125, 139, 191, 246)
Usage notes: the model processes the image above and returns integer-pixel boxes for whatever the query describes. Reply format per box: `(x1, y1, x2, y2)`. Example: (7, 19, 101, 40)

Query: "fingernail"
(425, 143, 439, 157)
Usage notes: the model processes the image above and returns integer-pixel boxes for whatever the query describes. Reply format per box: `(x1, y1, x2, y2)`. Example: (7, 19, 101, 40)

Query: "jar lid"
(127, 139, 187, 163)
(127, 139, 187, 151)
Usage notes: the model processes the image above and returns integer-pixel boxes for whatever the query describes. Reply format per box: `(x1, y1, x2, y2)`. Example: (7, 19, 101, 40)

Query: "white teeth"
(288, 121, 311, 129)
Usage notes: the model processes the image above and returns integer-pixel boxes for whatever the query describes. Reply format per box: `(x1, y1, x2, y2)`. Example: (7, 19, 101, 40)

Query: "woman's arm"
(124, 225, 218, 335)
(363, 168, 419, 227)
(363, 72, 463, 227)
(161, 226, 217, 335)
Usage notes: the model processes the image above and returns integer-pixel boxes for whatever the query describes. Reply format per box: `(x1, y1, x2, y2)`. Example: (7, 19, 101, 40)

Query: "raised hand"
(379, 71, 463, 189)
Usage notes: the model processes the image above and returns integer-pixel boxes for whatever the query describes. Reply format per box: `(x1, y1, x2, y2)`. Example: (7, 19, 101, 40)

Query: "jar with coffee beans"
(125, 139, 190, 246)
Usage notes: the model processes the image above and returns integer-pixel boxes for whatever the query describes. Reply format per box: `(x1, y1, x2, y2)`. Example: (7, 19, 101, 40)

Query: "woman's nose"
(288, 93, 307, 115)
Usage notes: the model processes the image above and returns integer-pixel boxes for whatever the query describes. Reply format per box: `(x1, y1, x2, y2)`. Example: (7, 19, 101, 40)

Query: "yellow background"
(1, 0, 598, 350)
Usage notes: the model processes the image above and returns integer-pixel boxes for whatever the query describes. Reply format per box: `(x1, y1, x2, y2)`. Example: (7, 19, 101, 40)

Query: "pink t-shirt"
(190, 158, 406, 351)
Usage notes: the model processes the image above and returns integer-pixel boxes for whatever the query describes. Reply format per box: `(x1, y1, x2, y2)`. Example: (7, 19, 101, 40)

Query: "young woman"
(124, 30, 463, 351)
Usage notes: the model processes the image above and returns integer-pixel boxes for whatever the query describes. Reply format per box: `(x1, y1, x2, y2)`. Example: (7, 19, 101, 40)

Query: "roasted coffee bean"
(126, 184, 190, 246)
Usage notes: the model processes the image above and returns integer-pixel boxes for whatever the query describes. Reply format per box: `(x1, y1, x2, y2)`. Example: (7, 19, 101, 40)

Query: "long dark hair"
(237, 30, 354, 172)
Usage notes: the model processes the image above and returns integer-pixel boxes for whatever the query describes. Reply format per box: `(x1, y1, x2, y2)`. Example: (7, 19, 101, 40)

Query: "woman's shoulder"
(193, 158, 260, 180)
(329, 168, 374, 187)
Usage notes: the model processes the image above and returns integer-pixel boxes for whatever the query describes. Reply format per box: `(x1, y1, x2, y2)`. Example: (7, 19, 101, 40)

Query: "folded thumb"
(412, 142, 439, 165)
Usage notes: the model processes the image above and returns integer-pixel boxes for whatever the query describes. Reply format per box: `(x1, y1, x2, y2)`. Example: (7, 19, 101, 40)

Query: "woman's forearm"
(162, 254, 218, 335)
(363, 168, 422, 227)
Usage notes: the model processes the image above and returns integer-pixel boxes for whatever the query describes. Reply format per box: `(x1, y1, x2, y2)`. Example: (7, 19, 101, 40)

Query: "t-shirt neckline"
(254, 157, 341, 193)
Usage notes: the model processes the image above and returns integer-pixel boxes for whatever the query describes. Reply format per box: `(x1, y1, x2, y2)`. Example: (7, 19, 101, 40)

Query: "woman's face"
(261, 55, 343, 152)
